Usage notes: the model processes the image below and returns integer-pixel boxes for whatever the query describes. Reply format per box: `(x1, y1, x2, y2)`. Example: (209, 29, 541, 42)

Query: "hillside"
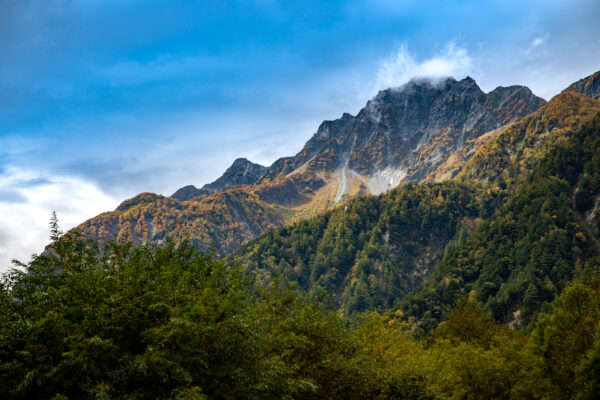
(230, 71, 600, 317)
(77, 189, 285, 253)
(455, 90, 600, 190)
(75, 76, 545, 251)
(231, 181, 496, 315)
(401, 112, 600, 331)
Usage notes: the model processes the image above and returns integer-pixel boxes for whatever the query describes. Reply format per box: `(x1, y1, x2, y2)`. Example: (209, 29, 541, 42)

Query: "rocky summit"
(290, 77, 545, 198)
(171, 158, 268, 201)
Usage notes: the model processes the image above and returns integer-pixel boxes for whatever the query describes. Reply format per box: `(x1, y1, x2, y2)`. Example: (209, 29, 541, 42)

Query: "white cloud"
(0, 167, 119, 273)
(525, 33, 549, 55)
(531, 37, 546, 48)
(375, 42, 475, 91)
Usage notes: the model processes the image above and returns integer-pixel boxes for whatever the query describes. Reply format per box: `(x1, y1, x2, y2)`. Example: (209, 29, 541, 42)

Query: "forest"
(1, 230, 599, 399)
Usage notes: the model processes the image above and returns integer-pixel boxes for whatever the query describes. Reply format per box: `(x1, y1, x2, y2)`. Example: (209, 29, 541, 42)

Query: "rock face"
(77, 75, 552, 252)
(171, 158, 267, 201)
(171, 185, 213, 202)
(565, 70, 600, 100)
(291, 77, 545, 195)
(204, 158, 267, 190)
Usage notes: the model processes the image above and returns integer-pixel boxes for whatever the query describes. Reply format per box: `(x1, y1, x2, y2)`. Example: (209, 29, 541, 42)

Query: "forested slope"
(232, 182, 496, 315)
(401, 113, 600, 331)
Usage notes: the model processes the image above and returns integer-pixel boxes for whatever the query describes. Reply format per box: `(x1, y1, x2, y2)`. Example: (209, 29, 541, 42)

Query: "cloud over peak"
(375, 42, 475, 91)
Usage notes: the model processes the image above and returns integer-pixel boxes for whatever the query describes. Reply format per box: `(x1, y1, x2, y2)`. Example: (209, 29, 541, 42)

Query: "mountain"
(172, 158, 268, 201)
(564, 70, 600, 100)
(230, 71, 600, 317)
(76, 76, 546, 251)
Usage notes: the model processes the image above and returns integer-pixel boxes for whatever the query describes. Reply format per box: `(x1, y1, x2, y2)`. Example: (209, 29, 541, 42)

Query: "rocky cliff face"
(76, 74, 556, 252)
(565, 70, 600, 100)
(291, 77, 545, 197)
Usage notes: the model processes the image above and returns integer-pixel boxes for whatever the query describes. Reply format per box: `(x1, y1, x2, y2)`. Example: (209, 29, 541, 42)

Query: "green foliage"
(353, 301, 548, 400)
(3, 229, 600, 399)
(433, 297, 512, 348)
(401, 113, 600, 332)
(531, 280, 600, 399)
(0, 232, 377, 399)
(232, 182, 495, 316)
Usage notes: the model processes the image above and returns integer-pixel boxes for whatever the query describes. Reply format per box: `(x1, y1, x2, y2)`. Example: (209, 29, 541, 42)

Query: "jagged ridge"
(76, 72, 600, 253)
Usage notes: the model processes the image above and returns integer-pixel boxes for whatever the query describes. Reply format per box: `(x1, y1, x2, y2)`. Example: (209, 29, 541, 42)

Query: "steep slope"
(564, 70, 600, 100)
(401, 113, 600, 331)
(231, 181, 496, 315)
(287, 77, 544, 198)
(77, 188, 285, 253)
(428, 71, 600, 185)
(76, 76, 545, 251)
(455, 91, 600, 191)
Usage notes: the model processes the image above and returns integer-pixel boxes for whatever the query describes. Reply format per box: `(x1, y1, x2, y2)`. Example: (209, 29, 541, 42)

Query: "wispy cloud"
(0, 167, 118, 272)
(531, 37, 546, 48)
(375, 42, 475, 91)
(525, 33, 549, 55)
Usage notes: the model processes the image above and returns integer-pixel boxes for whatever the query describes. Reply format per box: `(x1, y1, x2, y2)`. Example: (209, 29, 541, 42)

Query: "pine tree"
(49, 210, 62, 241)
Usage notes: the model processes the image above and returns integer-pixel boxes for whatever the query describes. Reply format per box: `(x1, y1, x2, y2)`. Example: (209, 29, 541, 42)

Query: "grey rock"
(293, 76, 545, 181)
(204, 158, 267, 190)
(564, 70, 600, 100)
(171, 185, 214, 201)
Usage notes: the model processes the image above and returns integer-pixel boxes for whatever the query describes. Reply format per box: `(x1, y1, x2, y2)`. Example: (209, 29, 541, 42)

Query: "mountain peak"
(295, 74, 543, 184)
(203, 158, 267, 191)
(231, 157, 255, 167)
(117, 192, 166, 211)
(372, 76, 482, 102)
(171, 185, 213, 202)
(564, 70, 600, 100)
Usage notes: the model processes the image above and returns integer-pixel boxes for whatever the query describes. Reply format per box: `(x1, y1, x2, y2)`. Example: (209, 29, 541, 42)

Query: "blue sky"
(1, 0, 599, 268)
